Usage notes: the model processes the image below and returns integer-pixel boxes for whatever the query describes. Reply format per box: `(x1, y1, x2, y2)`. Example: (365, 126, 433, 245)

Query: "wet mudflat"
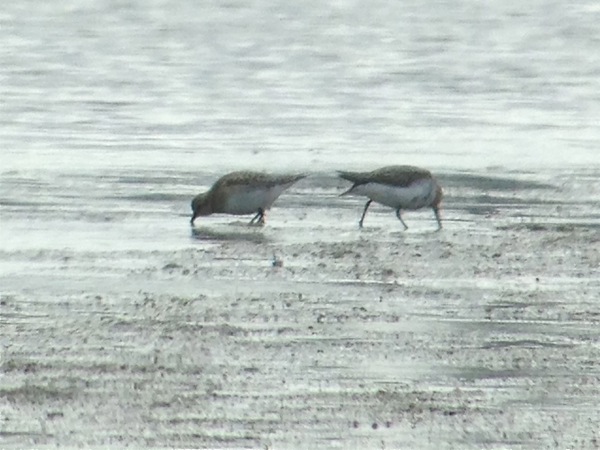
(3, 0, 600, 447)
(1, 169, 599, 449)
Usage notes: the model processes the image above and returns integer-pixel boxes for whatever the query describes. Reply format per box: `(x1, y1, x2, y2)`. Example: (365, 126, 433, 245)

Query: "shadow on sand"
(190, 224, 269, 243)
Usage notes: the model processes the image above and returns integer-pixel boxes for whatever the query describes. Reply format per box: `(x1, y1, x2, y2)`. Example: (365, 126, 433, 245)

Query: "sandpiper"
(338, 165, 443, 230)
(191, 171, 306, 225)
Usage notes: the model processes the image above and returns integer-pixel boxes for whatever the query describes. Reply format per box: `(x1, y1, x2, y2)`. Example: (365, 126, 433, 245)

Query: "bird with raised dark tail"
(338, 165, 443, 230)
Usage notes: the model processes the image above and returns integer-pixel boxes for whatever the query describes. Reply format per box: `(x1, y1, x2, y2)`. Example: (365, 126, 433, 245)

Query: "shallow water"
(1, 1, 600, 448)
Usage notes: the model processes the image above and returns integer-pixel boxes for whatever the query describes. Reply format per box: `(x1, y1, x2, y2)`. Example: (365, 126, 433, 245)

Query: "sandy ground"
(1, 170, 600, 449)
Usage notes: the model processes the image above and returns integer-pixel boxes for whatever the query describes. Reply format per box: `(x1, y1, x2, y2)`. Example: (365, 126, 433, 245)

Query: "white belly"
(223, 184, 290, 215)
(351, 179, 437, 210)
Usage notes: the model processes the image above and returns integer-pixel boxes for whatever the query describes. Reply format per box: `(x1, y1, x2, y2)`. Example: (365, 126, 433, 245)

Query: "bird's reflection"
(191, 225, 269, 243)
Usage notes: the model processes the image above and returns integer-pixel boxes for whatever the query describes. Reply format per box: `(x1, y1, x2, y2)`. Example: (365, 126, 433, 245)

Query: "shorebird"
(190, 171, 305, 225)
(338, 165, 443, 230)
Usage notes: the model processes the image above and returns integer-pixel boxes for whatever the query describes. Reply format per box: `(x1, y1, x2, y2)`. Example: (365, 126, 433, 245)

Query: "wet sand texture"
(2, 170, 600, 448)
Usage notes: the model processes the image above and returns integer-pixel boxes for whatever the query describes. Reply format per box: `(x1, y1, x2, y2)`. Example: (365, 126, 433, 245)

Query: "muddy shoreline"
(2, 169, 599, 448)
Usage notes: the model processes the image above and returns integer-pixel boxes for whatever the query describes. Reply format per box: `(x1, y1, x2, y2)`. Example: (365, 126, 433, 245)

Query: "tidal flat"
(2, 169, 599, 449)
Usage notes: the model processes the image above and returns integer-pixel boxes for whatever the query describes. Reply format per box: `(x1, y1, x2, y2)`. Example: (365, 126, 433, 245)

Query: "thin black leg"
(358, 200, 372, 228)
(249, 208, 265, 225)
(433, 207, 442, 230)
(396, 208, 408, 230)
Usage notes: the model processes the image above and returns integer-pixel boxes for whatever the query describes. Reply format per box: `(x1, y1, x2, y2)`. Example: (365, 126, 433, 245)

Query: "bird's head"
(190, 192, 211, 225)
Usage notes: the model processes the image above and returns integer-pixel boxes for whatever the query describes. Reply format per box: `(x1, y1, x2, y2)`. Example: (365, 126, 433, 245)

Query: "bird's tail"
(279, 173, 307, 185)
(339, 186, 355, 197)
(338, 170, 365, 197)
(337, 170, 365, 183)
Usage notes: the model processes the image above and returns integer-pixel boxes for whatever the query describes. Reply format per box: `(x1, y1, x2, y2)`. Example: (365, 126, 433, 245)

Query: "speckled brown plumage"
(191, 171, 305, 225)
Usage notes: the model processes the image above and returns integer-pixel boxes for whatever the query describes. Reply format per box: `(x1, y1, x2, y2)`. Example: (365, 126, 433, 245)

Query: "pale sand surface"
(1, 169, 599, 448)
(3, 0, 600, 447)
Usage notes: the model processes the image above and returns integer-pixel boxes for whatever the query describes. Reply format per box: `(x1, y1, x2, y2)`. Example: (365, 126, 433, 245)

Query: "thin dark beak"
(190, 214, 196, 225)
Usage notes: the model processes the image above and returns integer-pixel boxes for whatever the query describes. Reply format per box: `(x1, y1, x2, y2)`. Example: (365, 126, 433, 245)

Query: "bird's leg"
(433, 206, 442, 231)
(249, 208, 265, 226)
(358, 200, 372, 228)
(396, 208, 408, 230)
(249, 210, 261, 225)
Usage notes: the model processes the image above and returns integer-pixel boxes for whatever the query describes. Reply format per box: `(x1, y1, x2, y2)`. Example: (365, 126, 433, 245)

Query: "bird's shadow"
(191, 224, 269, 243)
